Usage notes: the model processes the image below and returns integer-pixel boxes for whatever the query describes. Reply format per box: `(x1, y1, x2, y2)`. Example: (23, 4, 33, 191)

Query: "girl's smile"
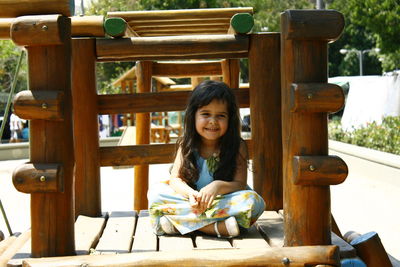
(195, 99, 228, 144)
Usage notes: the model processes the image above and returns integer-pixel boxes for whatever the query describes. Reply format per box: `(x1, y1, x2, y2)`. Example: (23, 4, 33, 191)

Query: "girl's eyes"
(200, 113, 227, 118)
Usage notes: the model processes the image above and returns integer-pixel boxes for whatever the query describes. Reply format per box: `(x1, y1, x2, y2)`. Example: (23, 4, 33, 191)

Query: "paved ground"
(0, 155, 399, 260)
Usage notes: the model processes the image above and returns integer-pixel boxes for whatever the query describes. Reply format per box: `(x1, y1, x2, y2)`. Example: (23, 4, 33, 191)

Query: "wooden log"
(282, 10, 344, 41)
(331, 214, 343, 239)
(280, 10, 343, 246)
(108, 7, 253, 21)
(11, 15, 69, 47)
(95, 35, 249, 61)
(134, 61, 152, 211)
(221, 59, 240, 88)
(290, 83, 345, 113)
(71, 16, 105, 37)
(0, 230, 30, 266)
(127, 18, 231, 27)
(13, 90, 63, 121)
(132, 24, 228, 32)
(0, 18, 12, 39)
(230, 13, 254, 34)
(100, 139, 252, 166)
(292, 155, 348, 186)
(23, 245, 340, 267)
(350, 232, 392, 267)
(249, 33, 282, 210)
(135, 27, 228, 35)
(97, 88, 249, 114)
(104, 17, 127, 38)
(72, 38, 101, 218)
(26, 17, 75, 257)
(12, 163, 63, 193)
(152, 61, 222, 78)
(0, 0, 73, 18)
(75, 215, 107, 255)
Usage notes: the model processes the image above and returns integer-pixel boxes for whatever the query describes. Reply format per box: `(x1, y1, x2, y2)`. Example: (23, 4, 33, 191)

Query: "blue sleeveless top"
(194, 153, 214, 190)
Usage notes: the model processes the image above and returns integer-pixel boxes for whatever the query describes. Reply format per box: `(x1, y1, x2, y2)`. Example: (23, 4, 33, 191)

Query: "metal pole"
(0, 199, 12, 235)
(316, 0, 324, 9)
(358, 50, 363, 76)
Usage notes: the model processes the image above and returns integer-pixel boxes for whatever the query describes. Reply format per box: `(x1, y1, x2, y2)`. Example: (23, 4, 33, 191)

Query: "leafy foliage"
(329, 0, 400, 74)
(328, 116, 400, 155)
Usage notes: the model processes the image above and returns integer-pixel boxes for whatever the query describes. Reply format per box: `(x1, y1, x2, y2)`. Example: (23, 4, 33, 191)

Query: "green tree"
(329, 0, 400, 74)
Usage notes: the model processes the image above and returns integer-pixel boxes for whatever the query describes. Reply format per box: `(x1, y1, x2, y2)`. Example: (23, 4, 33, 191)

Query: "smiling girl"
(148, 80, 265, 238)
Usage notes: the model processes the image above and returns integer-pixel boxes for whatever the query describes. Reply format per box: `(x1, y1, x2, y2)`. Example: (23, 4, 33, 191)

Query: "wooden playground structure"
(0, 1, 395, 266)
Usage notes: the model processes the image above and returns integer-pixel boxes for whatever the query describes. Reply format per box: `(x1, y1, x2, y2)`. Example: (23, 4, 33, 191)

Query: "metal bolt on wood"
(309, 165, 316, 171)
(39, 176, 46, 182)
(42, 103, 48, 109)
(42, 25, 48, 31)
(282, 257, 290, 265)
(307, 93, 313, 99)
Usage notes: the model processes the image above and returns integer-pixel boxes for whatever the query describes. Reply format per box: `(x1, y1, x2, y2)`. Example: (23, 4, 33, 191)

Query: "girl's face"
(195, 99, 229, 144)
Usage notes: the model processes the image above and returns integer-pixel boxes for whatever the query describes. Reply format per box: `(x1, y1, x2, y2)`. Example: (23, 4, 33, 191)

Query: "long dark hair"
(178, 80, 241, 187)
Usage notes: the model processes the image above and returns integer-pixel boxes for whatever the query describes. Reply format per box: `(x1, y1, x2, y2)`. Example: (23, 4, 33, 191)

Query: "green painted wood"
(230, 13, 254, 34)
(104, 17, 127, 37)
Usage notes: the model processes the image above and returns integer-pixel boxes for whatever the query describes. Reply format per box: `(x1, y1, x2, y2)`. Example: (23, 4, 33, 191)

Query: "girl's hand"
(188, 190, 199, 208)
(196, 182, 220, 212)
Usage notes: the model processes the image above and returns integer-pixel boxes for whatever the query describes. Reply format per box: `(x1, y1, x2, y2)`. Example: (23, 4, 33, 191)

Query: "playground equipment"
(0, 1, 394, 266)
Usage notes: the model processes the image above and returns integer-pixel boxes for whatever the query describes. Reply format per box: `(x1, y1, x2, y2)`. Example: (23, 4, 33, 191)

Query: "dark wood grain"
(11, 15, 69, 46)
(290, 83, 345, 113)
(95, 35, 249, 61)
(72, 38, 101, 218)
(292, 155, 348, 185)
(249, 33, 282, 210)
(26, 16, 75, 257)
(281, 10, 343, 246)
(13, 90, 64, 121)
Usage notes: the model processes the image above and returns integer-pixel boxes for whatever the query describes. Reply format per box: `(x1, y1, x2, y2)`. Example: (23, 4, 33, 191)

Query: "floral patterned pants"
(148, 182, 266, 235)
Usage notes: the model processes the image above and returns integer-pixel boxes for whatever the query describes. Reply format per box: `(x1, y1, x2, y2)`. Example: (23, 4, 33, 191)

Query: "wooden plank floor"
(5, 210, 359, 266)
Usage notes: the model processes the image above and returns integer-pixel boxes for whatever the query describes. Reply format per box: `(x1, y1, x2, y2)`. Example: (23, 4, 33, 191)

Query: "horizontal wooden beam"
(290, 83, 345, 113)
(135, 28, 228, 35)
(95, 35, 249, 61)
(127, 18, 230, 27)
(100, 139, 253, 167)
(292, 155, 348, 186)
(11, 15, 70, 47)
(100, 144, 176, 166)
(152, 61, 222, 78)
(98, 88, 249, 114)
(131, 23, 228, 31)
(281, 10, 344, 41)
(108, 7, 253, 21)
(0, 0, 74, 18)
(2, 16, 103, 39)
(71, 16, 104, 37)
(23, 245, 339, 267)
(12, 163, 63, 193)
(0, 18, 11, 39)
(13, 90, 64, 120)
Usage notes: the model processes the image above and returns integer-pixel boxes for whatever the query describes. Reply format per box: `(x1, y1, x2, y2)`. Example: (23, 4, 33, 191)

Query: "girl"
(148, 80, 265, 238)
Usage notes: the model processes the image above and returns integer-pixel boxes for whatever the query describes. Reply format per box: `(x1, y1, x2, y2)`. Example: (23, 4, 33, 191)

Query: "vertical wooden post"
(72, 38, 101, 218)
(27, 17, 75, 257)
(221, 59, 240, 88)
(128, 80, 135, 126)
(248, 33, 282, 210)
(280, 10, 344, 246)
(121, 80, 127, 126)
(134, 61, 152, 210)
